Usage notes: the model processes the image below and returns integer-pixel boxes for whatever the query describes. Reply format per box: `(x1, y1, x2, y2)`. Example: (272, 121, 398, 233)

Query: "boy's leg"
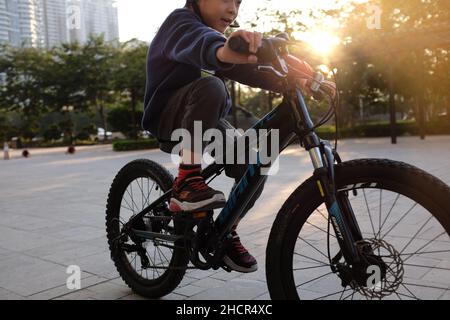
(159, 76, 231, 213)
(216, 118, 267, 220)
(214, 118, 265, 273)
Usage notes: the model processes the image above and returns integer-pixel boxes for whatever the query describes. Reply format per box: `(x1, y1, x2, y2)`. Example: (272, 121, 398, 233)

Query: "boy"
(142, 0, 331, 273)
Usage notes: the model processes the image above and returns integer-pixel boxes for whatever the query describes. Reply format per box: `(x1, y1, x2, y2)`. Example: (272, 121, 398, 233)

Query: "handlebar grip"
(228, 36, 250, 55)
(228, 36, 277, 64)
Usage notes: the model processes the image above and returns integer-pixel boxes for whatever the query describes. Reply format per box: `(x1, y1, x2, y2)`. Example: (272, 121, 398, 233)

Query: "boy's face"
(197, 0, 241, 33)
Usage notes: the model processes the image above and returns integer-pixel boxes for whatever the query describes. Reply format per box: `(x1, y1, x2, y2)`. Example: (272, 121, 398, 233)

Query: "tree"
(0, 44, 51, 139)
(112, 39, 148, 139)
(43, 41, 90, 143)
(81, 35, 119, 140)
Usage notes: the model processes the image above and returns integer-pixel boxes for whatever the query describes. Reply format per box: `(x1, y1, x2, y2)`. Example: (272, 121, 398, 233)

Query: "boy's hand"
(217, 30, 263, 64)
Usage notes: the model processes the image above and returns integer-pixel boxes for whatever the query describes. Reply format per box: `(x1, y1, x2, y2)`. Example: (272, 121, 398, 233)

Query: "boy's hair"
(184, 0, 240, 28)
(185, 0, 205, 24)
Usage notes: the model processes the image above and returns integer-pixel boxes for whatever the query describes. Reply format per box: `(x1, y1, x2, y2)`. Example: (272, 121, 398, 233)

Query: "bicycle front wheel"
(266, 159, 450, 300)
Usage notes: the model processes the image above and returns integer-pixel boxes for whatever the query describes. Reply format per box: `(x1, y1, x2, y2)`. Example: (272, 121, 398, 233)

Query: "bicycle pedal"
(171, 210, 210, 221)
(192, 211, 208, 219)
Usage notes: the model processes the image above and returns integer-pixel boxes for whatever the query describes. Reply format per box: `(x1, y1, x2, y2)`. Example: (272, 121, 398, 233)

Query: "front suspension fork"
(309, 143, 363, 265)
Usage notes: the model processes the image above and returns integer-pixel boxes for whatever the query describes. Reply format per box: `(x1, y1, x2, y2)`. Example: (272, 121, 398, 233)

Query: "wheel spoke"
(295, 271, 334, 288)
(153, 246, 161, 277)
(120, 204, 133, 213)
(376, 193, 400, 239)
(126, 187, 139, 215)
(381, 202, 418, 241)
(400, 249, 450, 257)
(157, 245, 171, 265)
(378, 189, 382, 236)
(402, 232, 447, 263)
(315, 208, 328, 222)
(142, 180, 155, 211)
(400, 283, 420, 300)
(298, 237, 330, 260)
(121, 197, 135, 215)
(293, 252, 329, 266)
(363, 189, 377, 239)
(339, 286, 349, 300)
(313, 287, 351, 300)
(398, 215, 433, 255)
(403, 263, 450, 271)
(137, 178, 144, 210)
(342, 290, 356, 300)
(305, 221, 336, 238)
(155, 245, 166, 267)
(293, 265, 330, 271)
(402, 282, 449, 291)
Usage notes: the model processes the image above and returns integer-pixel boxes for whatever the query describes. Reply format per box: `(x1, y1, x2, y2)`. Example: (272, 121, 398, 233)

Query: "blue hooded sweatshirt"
(142, 8, 283, 140)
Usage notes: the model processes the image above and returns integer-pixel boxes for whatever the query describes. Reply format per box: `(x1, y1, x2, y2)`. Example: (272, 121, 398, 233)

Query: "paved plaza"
(0, 136, 449, 300)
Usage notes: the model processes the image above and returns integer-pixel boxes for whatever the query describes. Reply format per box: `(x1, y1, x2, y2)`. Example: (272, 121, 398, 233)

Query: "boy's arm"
(216, 64, 285, 93)
(162, 10, 234, 71)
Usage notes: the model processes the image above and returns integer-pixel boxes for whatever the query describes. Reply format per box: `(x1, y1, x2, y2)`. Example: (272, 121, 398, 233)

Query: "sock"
(177, 164, 201, 183)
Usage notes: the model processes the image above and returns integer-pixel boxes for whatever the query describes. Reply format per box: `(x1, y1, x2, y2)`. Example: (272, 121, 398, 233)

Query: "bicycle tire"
(266, 159, 450, 300)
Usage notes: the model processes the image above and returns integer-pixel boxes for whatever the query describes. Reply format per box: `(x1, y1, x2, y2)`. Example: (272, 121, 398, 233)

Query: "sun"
(304, 30, 340, 57)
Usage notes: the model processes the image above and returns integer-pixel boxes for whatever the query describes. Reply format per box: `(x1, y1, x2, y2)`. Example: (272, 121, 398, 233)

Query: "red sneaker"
(169, 173, 226, 213)
(222, 230, 258, 273)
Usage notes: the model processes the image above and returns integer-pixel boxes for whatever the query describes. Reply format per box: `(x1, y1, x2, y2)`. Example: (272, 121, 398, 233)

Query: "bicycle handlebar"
(228, 35, 331, 99)
(228, 36, 287, 64)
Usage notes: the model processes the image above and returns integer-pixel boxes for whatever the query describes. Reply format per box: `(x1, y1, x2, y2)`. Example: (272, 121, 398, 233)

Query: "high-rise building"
(0, 0, 45, 47)
(0, 0, 119, 48)
(66, 0, 119, 44)
(41, 0, 68, 48)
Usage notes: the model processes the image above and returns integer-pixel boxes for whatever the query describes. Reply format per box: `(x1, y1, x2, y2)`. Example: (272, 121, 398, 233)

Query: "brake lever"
(257, 65, 287, 78)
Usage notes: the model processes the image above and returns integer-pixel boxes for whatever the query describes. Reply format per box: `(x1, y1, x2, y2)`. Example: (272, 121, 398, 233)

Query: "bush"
(43, 124, 62, 141)
(75, 124, 96, 141)
(113, 139, 159, 151)
(27, 139, 97, 148)
(108, 106, 143, 138)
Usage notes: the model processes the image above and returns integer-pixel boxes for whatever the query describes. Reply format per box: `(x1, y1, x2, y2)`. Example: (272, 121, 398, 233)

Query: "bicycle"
(105, 34, 450, 300)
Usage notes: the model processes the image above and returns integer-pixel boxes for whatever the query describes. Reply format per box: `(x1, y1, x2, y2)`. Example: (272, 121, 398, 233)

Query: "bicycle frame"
(125, 83, 365, 266)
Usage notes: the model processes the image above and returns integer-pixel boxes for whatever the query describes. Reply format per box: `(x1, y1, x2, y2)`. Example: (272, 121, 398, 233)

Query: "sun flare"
(304, 30, 341, 57)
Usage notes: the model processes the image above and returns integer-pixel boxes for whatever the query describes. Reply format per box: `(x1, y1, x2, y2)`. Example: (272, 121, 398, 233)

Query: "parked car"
(139, 131, 152, 139)
(437, 111, 448, 119)
(97, 128, 112, 141)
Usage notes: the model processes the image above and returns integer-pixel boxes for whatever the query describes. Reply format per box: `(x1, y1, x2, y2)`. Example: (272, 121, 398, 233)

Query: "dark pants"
(158, 76, 266, 220)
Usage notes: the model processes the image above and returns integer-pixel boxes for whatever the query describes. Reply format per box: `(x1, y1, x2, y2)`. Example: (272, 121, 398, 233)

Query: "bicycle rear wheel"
(266, 159, 450, 300)
(106, 159, 189, 298)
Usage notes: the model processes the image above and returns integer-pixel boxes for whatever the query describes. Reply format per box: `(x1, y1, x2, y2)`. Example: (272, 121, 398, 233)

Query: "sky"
(116, 0, 361, 43)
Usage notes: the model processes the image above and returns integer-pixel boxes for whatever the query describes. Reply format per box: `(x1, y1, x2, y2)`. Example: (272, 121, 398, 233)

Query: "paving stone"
(189, 279, 267, 300)
(0, 254, 72, 296)
(29, 275, 109, 300)
(1, 137, 449, 300)
(84, 281, 132, 300)
(173, 284, 208, 297)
